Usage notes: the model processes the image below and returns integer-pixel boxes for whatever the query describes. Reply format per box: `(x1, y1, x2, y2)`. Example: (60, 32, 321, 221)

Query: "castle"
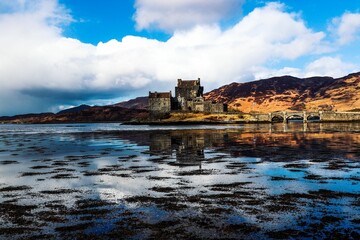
(149, 78, 227, 115)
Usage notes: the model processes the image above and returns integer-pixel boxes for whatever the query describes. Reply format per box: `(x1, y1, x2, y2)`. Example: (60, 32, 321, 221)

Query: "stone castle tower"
(175, 78, 204, 111)
(149, 78, 227, 115)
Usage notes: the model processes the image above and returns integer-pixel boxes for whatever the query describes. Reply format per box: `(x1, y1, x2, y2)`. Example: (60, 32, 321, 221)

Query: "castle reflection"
(149, 132, 208, 167)
(147, 124, 360, 164)
(118, 122, 360, 165)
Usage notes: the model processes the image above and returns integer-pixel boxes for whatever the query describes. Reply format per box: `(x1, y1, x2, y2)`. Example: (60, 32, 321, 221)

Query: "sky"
(0, 0, 360, 116)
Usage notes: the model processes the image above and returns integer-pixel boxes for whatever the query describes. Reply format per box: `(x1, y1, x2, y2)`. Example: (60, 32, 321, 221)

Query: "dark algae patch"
(1, 123, 360, 238)
(0, 185, 32, 192)
(0, 160, 19, 165)
(51, 173, 79, 179)
(20, 171, 55, 177)
(271, 176, 297, 181)
(75, 199, 116, 209)
(150, 186, 176, 193)
(39, 189, 81, 194)
(55, 222, 94, 232)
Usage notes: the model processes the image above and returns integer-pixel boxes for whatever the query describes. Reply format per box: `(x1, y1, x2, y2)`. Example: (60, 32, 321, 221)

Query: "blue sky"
(0, 0, 360, 115)
(59, 0, 360, 44)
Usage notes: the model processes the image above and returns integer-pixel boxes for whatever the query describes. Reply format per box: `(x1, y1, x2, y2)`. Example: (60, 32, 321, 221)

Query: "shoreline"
(122, 120, 246, 125)
(122, 119, 360, 125)
(3, 119, 360, 125)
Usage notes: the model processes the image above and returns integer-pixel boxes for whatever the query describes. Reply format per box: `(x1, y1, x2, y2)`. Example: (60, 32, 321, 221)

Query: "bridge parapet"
(253, 111, 360, 123)
(269, 111, 321, 123)
(321, 111, 360, 122)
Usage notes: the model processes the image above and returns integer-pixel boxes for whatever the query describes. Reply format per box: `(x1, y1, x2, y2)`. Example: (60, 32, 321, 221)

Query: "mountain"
(0, 112, 55, 122)
(113, 97, 148, 109)
(2, 72, 360, 124)
(0, 106, 148, 124)
(57, 104, 91, 114)
(204, 72, 360, 112)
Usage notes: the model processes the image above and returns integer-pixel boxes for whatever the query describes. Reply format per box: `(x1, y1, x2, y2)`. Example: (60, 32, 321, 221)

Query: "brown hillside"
(113, 96, 148, 109)
(204, 72, 360, 113)
(0, 106, 148, 124)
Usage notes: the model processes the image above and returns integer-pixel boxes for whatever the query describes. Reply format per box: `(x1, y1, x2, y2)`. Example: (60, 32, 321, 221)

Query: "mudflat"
(0, 123, 360, 239)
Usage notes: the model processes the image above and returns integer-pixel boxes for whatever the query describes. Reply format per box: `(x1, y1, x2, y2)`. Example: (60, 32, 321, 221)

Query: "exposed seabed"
(0, 123, 360, 239)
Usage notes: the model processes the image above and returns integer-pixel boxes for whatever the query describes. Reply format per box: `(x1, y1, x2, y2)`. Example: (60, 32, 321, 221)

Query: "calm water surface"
(1, 123, 360, 239)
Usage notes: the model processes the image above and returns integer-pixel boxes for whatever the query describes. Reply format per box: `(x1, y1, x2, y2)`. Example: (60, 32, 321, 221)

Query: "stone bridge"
(252, 111, 360, 123)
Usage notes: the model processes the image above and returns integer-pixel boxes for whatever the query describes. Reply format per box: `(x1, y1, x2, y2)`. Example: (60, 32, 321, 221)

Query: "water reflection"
(0, 123, 360, 239)
(121, 123, 360, 163)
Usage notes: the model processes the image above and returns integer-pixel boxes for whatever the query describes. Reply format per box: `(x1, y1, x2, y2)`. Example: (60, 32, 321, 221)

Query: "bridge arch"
(307, 113, 321, 122)
(287, 114, 304, 122)
(269, 111, 322, 123)
(271, 114, 285, 123)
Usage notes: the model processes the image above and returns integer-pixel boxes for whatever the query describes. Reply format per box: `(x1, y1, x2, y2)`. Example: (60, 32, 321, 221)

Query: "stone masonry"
(149, 78, 227, 115)
(148, 91, 172, 113)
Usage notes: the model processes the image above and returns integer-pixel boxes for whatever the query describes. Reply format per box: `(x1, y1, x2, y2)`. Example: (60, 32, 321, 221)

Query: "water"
(0, 123, 244, 135)
(0, 122, 360, 239)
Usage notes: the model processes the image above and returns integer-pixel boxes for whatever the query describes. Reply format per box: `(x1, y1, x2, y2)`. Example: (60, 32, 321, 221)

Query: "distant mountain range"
(204, 72, 360, 112)
(1, 72, 359, 123)
(0, 106, 148, 124)
(112, 96, 148, 110)
(57, 104, 92, 114)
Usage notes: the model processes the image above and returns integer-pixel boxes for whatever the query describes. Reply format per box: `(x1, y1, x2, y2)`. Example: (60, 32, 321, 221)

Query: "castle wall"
(204, 101, 212, 112)
(188, 101, 205, 112)
(209, 102, 227, 113)
(188, 101, 227, 113)
(148, 92, 171, 113)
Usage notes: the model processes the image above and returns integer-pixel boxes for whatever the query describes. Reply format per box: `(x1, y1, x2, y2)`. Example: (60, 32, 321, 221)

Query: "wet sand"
(0, 123, 360, 239)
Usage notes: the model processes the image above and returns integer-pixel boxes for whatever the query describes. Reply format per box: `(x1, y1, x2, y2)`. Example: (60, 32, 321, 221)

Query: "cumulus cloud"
(330, 12, 360, 45)
(133, 0, 244, 32)
(255, 56, 358, 80)
(304, 56, 358, 78)
(0, 1, 337, 115)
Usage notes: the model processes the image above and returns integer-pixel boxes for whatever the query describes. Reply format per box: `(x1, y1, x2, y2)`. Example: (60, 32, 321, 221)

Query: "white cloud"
(254, 56, 358, 80)
(304, 56, 357, 78)
(0, 1, 334, 115)
(133, 0, 244, 32)
(253, 67, 302, 80)
(330, 12, 360, 45)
